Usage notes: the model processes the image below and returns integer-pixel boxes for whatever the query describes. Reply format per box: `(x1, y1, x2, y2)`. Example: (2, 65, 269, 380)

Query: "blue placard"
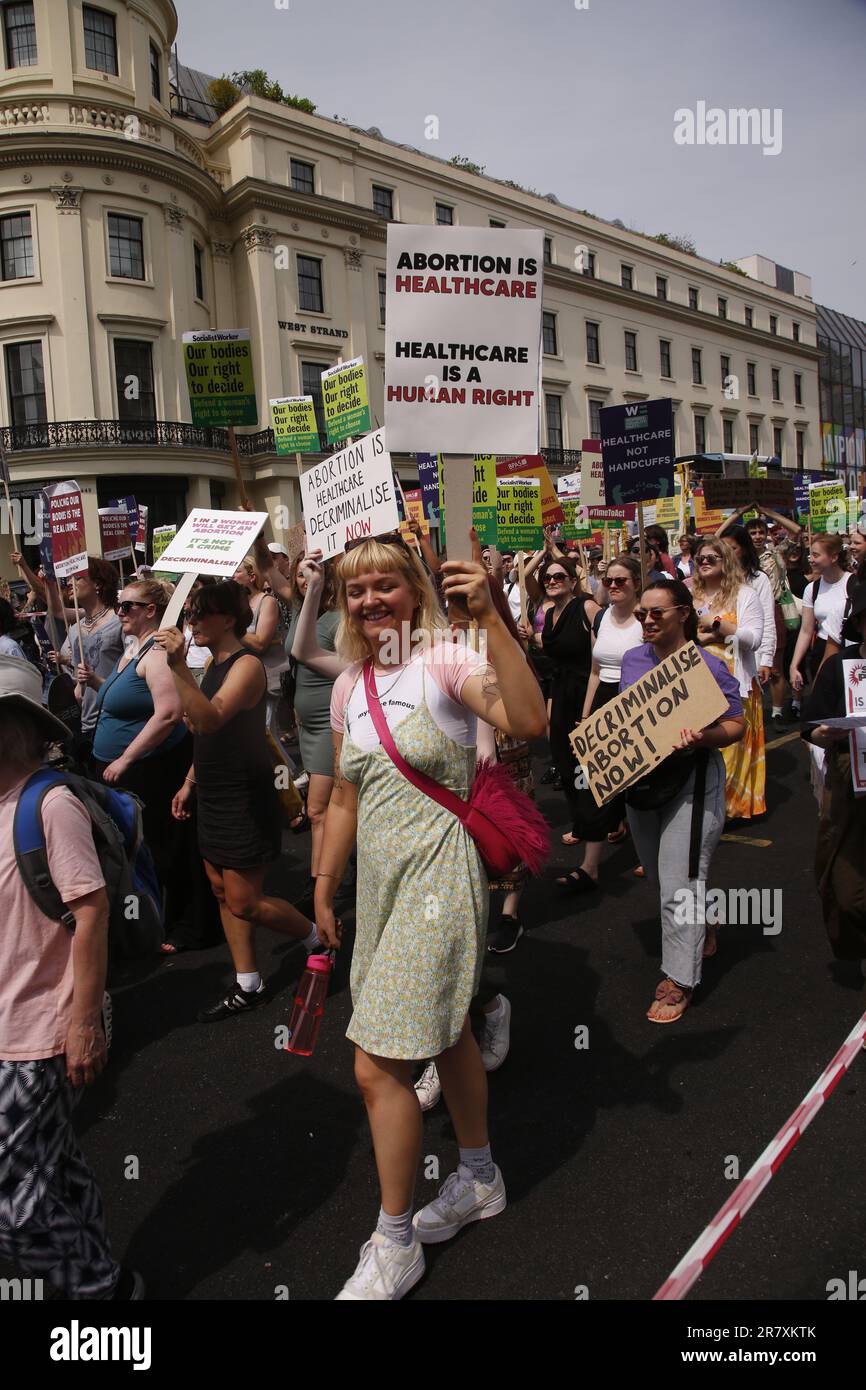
(109, 494, 138, 543)
(600, 399, 675, 505)
(416, 452, 441, 523)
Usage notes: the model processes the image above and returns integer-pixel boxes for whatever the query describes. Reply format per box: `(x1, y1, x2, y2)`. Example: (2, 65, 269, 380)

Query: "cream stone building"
(0, 0, 822, 574)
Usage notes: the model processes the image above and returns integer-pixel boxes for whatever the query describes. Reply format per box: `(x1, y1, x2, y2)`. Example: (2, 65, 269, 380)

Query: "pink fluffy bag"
(364, 662, 550, 879)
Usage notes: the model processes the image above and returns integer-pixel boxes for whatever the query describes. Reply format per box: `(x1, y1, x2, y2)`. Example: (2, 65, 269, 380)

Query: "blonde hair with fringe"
(334, 538, 446, 662)
(693, 538, 743, 611)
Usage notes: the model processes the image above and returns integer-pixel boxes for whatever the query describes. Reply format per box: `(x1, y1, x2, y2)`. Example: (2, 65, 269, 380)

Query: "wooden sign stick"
(441, 456, 475, 562)
(517, 550, 528, 627)
(70, 576, 85, 668)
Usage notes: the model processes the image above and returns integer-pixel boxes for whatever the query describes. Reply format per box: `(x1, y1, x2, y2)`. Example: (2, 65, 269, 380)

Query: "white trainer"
(414, 1061, 441, 1111)
(413, 1163, 506, 1244)
(335, 1232, 425, 1300)
(479, 995, 511, 1072)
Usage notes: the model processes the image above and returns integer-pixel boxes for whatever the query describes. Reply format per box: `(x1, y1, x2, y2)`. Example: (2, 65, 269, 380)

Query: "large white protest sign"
(299, 428, 399, 559)
(155, 509, 268, 577)
(384, 226, 543, 455)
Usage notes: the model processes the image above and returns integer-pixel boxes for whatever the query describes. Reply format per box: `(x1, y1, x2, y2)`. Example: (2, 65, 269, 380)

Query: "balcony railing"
(541, 448, 582, 472)
(0, 419, 281, 455)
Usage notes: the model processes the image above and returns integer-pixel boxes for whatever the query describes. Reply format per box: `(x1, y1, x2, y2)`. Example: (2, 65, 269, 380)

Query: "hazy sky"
(175, 0, 866, 318)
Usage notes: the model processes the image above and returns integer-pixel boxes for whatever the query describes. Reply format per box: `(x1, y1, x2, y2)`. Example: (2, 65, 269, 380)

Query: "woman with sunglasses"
(556, 555, 643, 891)
(314, 532, 546, 1299)
(87, 579, 190, 897)
(621, 580, 744, 1022)
(519, 555, 599, 851)
(691, 539, 765, 823)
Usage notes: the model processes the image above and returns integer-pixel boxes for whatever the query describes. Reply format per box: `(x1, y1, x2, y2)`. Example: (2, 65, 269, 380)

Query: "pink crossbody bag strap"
(363, 660, 468, 823)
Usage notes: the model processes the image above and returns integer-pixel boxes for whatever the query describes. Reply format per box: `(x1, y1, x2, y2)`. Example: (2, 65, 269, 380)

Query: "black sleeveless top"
(194, 649, 281, 869)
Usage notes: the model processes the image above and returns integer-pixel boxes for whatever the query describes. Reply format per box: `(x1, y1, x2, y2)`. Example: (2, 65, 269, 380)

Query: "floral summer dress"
(704, 615, 766, 819)
(341, 670, 488, 1061)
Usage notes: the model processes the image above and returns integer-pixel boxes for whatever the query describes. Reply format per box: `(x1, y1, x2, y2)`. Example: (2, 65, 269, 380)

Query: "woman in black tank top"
(155, 580, 319, 1023)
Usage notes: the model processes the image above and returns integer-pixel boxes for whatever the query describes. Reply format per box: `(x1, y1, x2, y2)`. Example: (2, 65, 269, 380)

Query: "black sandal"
(555, 869, 598, 894)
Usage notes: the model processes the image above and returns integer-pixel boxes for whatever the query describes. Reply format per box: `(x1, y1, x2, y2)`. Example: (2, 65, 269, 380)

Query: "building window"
(659, 339, 672, 378)
(301, 361, 327, 441)
(773, 426, 783, 460)
(3, 2, 37, 67)
(793, 321, 800, 342)
(372, 185, 393, 220)
(656, 275, 667, 300)
(583, 251, 596, 278)
(489, 218, 505, 228)
(624, 330, 638, 371)
(688, 286, 699, 311)
(771, 367, 781, 401)
(545, 395, 563, 452)
(749, 421, 759, 453)
(297, 255, 324, 312)
(796, 431, 804, 468)
(193, 242, 205, 302)
(720, 353, 730, 387)
(435, 203, 453, 225)
(718, 296, 727, 319)
(542, 311, 558, 356)
(794, 372, 802, 406)
(744, 306, 754, 328)
(107, 213, 144, 280)
(723, 418, 734, 454)
(769, 314, 778, 335)
(149, 41, 161, 100)
(378, 271, 386, 326)
(621, 264, 633, 290)
(5, 340, 46, 427)
(0, 212, 33, 279)
(290, 159, 315, 194)
(747, 361, 757, 395)
(543, 237, 552, 266)
(114, 340, 155, 421)
(694, 413, 707, 453)
(83, 5, 118, 75)
(586, 321, 600, 365)
(589, 399, 603, 437)
(691, 347, 703, 385)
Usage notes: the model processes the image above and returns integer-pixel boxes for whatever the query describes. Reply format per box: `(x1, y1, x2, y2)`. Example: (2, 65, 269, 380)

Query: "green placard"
(561, 498, 592, 540)
(271, 396, 320, 454)
(472, 454, 498, 545)
(497, 480, 544, 549)
(809, 481, 846, 534)
(152, 525, 180, 582)
(183, 331, 258, 428)
(321, 356, 371, 445)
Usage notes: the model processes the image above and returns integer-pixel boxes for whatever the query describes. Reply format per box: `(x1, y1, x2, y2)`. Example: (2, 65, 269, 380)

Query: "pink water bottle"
(285, 952, 332, 1056)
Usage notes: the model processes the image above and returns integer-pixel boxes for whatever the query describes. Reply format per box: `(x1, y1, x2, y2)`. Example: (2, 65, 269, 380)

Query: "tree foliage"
(208, 70, 317, 117)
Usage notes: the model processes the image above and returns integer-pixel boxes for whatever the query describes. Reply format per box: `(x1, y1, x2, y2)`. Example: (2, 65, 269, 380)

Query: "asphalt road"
(4, 724, 865, 1304)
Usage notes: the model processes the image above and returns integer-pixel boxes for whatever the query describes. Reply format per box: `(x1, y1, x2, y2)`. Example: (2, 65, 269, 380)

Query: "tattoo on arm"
(481, 668, 501, 701)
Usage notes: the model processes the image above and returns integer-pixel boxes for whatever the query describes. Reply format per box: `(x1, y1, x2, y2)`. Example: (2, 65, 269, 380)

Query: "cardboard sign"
(496, 454, 564, 524)
(135, 503, 148, 556)
(497, 478, 544, 550)
(284, 522, 307, 564)
(98, 506, 131, 562)
(703, 476, 794, 510)
(44, 481, 88, 579)
(557, 471, 581, 496)
(809, 480, 846, 534)
(321, 357, 372, 445)
(570, 642, 729, 807)
(384, 225, 543, 454)
(299, 428, 399, 559)
(471, 454, 498, 545)
(271, 396, 320, 454)
(152, 525, 180, 581)
(417, 452, 441, 523)
(182, 330, 258, 428)
(692, 486, 730, 535)
(580, 438, 605, 508)
(600, 399, 675, 505)
(155, 509, 268, 577)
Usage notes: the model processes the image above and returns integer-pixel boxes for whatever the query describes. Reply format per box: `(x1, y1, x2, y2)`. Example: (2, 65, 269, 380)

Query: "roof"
(816, 303, 866, 351)
(169, 55, 218, 124)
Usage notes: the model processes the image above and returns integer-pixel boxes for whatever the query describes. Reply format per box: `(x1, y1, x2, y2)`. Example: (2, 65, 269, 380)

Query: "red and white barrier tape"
(654, 1009, 866, 1301)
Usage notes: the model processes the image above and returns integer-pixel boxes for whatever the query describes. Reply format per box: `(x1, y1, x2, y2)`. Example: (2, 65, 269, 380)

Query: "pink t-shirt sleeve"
(330, 662, 363, 734)
(425, 643, 488, 703)
(43, 788, 105, 901)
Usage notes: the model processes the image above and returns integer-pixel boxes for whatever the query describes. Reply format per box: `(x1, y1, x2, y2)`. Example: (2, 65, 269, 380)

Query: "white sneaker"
(414, 1061, 441, 1111)
(479, 995, 511, 1072)
(413, 1163, 506, 1244)
(335, 1232, 425, 1300)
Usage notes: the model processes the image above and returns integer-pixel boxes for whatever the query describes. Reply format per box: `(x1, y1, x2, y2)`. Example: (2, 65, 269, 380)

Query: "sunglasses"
(116, 600, 151, 615)
(344, 530, 414, 556)
(697, 553, 721, 565)
(634, 605, 685, 623)
(544, 571, 569, 583)
(602, 575, 629, 588)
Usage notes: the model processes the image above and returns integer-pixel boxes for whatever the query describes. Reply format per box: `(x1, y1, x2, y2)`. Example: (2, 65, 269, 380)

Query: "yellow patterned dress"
(340, 693, 488, 1061)
(705, 615, 766, 819)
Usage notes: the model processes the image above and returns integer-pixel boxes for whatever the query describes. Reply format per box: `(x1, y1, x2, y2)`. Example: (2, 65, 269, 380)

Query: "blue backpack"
(13, 767, 164, 959)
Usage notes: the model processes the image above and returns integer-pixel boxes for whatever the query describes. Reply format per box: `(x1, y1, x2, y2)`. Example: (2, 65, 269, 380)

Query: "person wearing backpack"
(0, 654, 143, 1300)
